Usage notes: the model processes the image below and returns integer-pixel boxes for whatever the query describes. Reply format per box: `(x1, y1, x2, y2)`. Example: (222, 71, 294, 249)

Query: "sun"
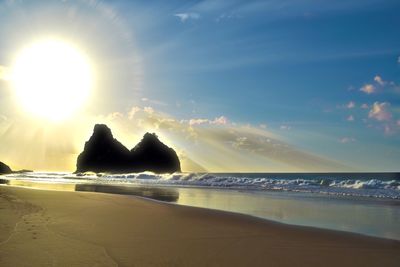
(11, 39, 93, 121)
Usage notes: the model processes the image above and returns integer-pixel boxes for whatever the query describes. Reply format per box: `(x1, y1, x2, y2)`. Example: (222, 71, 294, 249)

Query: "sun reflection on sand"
(1, 179, 179, 202)
(5, 180, 76, 191)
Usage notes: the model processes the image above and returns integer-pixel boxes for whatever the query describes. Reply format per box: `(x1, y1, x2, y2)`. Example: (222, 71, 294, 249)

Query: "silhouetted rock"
(0, 161, 12, 174)
(131, 133, 181, 173)
(76, 124, 131, 173)
(76, 124, 181, 174)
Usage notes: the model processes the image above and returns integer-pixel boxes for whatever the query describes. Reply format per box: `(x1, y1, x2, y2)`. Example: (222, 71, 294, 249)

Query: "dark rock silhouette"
(76, 124, 181, 174)
(130, 132, 181, 173)
(0, 161, 12, 174)
(76, 124, 131, 173)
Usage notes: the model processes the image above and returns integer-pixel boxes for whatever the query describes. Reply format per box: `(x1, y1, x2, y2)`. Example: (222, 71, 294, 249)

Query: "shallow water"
(174, 187, 400, 240)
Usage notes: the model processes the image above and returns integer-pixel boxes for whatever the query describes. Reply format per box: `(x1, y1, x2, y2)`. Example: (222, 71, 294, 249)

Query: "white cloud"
(360, 84, 376, 94)
(189, 118, 209, 126)
(359, 75, 400, 95)
(338, 137, 356, 144)
(188, 116, 228, 126)
(361, 103, 369, 109)
(347, 115, 354, 122)
(97, 105, 350, 172)
(143, 106, 154, 114)
(174, 12, 200, 22)
(346, 101, 355, 109)
(259, 124, 267, 129)
(398, 56, 400, 64)
(374, 75, 385, 86)
(212, 116, 228, 125)
(107, 112, 123, 120)
(368, 102, 392, 121)
(128, 106, 141, 120)
(280, 125, 291, 130)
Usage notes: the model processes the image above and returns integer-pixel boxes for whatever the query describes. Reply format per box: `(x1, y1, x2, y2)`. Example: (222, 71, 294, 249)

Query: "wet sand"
(0, 186, 399, 266)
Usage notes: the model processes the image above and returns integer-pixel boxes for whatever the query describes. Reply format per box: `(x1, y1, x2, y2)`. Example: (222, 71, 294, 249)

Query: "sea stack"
(0, 161, 12, 174)
(76, 124, 181, 174)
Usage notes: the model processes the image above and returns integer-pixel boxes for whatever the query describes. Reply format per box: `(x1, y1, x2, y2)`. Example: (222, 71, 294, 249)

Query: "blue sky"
(0, 0, 399, 171)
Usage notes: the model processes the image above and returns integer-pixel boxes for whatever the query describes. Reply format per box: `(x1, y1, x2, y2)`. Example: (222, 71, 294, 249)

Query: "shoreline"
(1, 185, 399, 266)
(1, 181, 400, 241)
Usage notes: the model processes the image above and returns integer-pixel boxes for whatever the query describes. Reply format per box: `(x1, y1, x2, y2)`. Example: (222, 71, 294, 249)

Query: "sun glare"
(11, 39, 93, 121)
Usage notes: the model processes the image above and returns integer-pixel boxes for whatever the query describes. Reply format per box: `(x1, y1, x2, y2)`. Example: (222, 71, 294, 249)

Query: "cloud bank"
(96, 106, 349, 172)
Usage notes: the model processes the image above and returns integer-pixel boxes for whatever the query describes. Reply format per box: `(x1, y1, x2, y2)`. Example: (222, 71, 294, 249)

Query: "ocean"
(1, 171, 399, 240)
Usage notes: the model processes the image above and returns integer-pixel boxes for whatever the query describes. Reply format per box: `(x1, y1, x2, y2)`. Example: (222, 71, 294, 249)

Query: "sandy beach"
(0, 186, 399, 267)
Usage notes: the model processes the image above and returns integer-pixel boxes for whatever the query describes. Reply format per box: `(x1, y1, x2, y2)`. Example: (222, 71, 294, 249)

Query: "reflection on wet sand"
(175, 188, 400, 240)
(0, 179, 179, 202)
(75, 184, 179, 202)
(4, 179, 76, 191)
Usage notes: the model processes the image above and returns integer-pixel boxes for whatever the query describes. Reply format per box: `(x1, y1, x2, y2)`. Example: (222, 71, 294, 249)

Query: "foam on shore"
(2, 172, 399, 199)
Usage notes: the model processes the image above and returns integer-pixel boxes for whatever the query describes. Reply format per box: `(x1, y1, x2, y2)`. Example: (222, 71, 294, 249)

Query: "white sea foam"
(1, 172, 399, 199)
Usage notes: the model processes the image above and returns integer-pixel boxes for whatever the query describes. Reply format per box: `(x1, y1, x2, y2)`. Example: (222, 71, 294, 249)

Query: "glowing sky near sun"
(0, 0, 399, 172)
(11, 39, 93, 121)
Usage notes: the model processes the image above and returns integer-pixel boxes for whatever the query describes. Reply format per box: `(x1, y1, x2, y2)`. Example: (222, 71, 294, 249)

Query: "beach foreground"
(0, 186, 399, 267)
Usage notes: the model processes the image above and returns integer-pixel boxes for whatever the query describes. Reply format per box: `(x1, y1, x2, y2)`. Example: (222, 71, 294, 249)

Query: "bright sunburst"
(11, 39, 93, 121)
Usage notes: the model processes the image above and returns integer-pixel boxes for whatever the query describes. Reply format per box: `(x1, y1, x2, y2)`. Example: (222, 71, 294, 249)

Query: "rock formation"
(0, 161, 12, 174)
(76, 124, 181, 174)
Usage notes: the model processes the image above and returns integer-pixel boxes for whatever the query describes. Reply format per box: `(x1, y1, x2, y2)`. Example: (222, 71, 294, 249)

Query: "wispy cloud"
(141, 97, 167, 106)
(368, 102, 392, 121)
(346, 72, 400, 135)
(128, 106, 141, 120)
(97, 106, 347, 172)
(212, 116, 228, 125)
(360, 84, 376, 94)
(189, 118, 209, 126)
(215, 12, 241, 22)
(188, 116, 228, 126)
(346, 101, 355, 109)
(338, 137, 356, 144)
(347, 115, 355, 122)
(174, 12, 200, 22)
(359, 75, 399, 95)
(280, 125, 291, 130)
(143, 106, 154, 114)
(374, 75, 386, 86)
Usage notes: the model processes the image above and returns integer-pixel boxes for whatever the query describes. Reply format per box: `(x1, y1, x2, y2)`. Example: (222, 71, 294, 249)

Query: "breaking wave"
(2, 171, 400, 199)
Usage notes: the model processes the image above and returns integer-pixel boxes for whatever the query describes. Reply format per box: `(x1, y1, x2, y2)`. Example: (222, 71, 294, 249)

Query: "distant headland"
(0, 161, 12, 174)
(75, 124, 181, 174)
(0, 161, 32, 174)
